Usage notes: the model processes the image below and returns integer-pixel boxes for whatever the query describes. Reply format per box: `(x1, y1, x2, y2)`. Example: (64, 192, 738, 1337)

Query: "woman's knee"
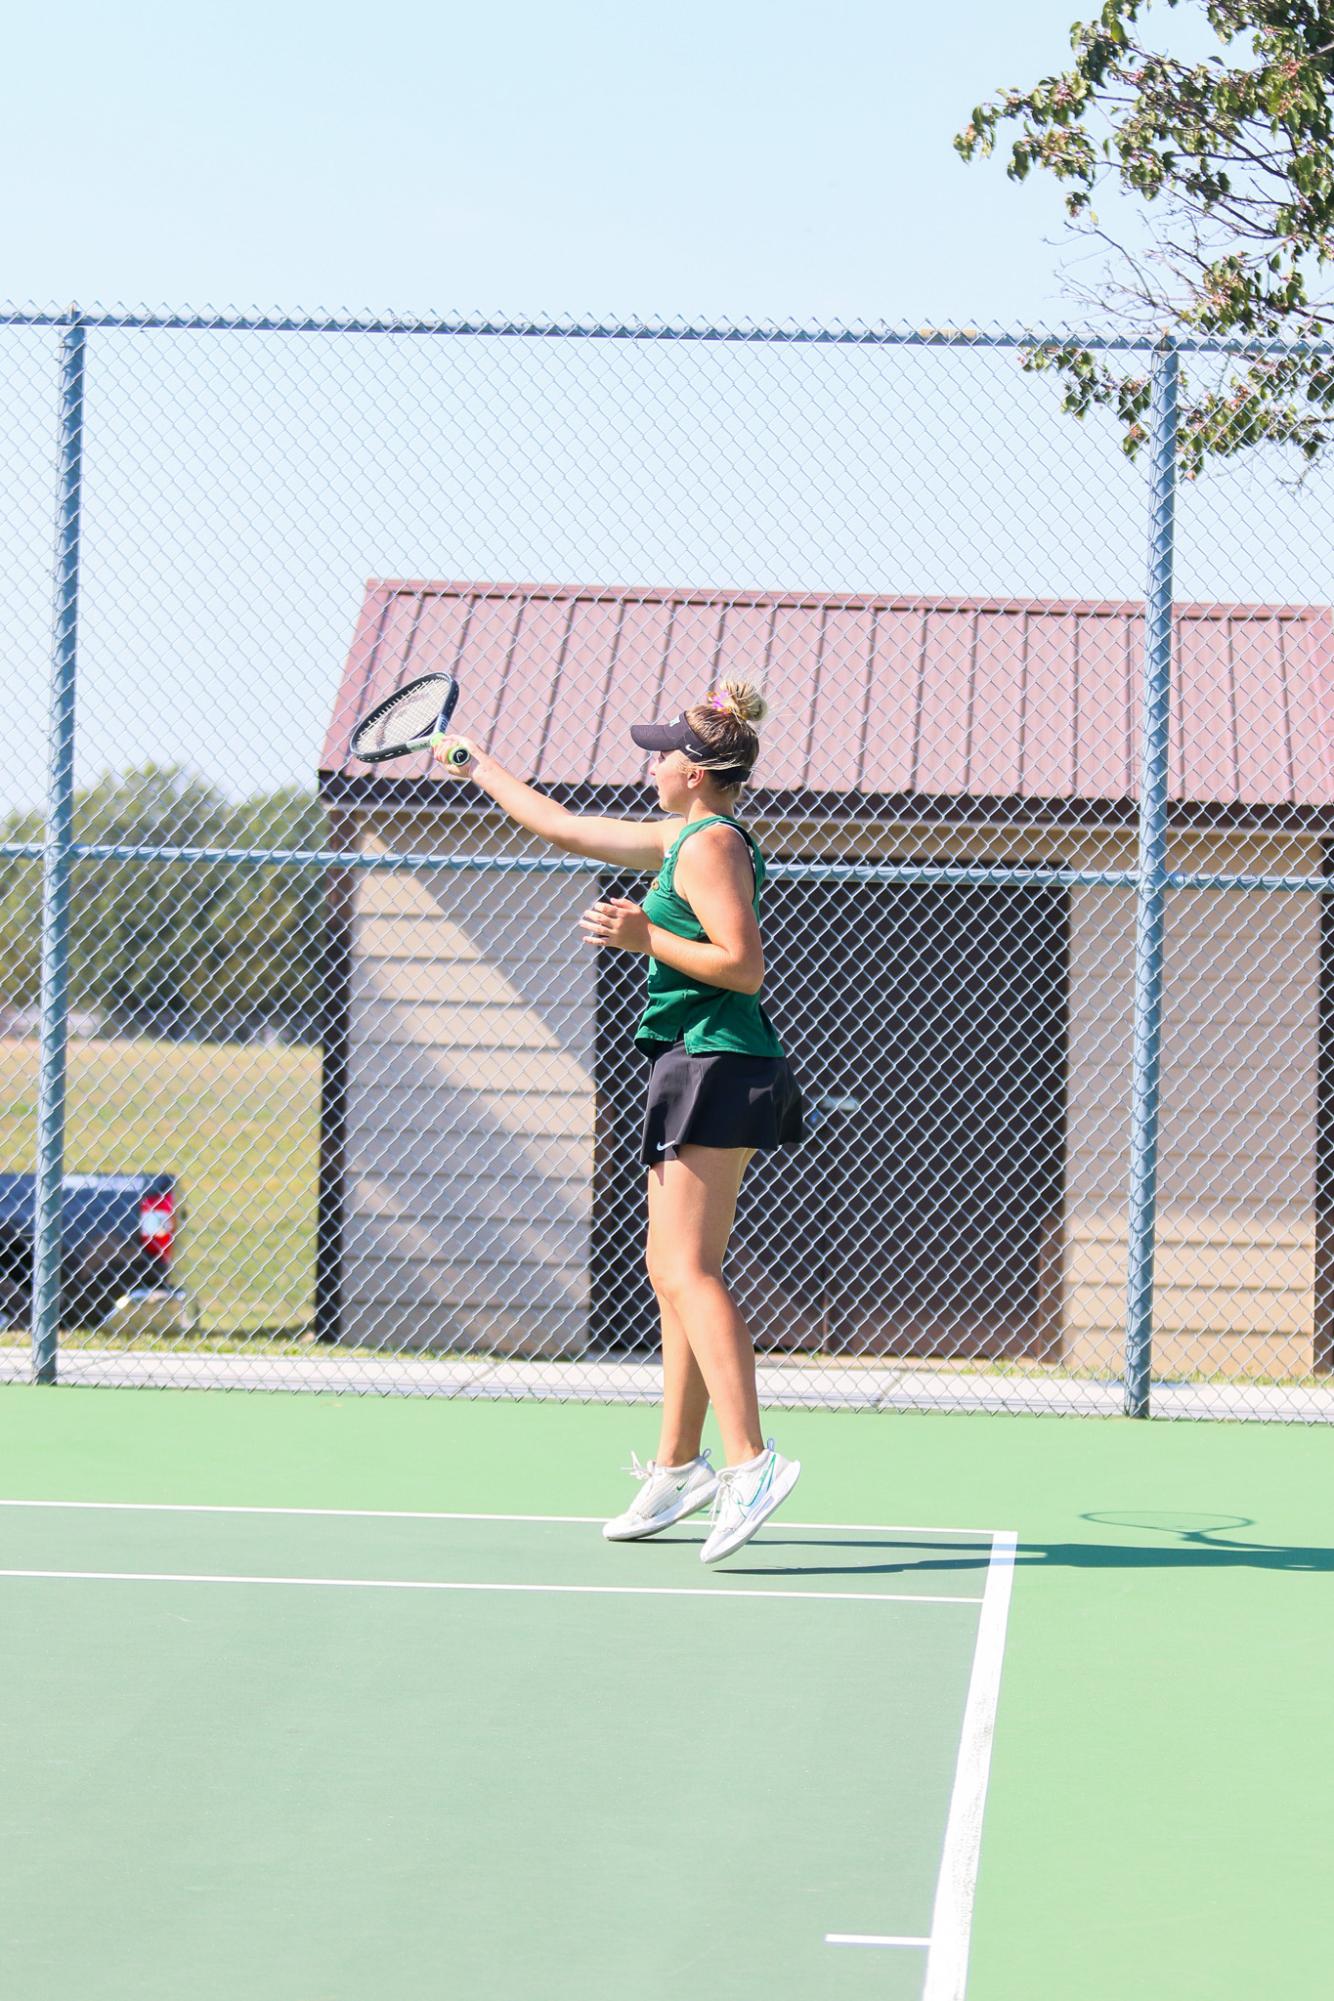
(646, 1248, 723, 1301)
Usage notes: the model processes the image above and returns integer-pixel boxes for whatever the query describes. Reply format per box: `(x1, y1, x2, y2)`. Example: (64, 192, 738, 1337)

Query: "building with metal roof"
(316, 580, 1334, 1397)
(322, 580, 1334, 818)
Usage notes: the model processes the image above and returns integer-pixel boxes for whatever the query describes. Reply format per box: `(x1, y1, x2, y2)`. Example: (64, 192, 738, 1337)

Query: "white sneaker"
(699, 1442, 801, 1565)
(602, 1451, 720, 1542)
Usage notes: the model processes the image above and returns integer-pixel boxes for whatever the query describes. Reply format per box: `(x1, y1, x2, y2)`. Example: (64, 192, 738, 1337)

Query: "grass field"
(0, 1038, 318, 1337)
(1, 1038, 1326, 1400)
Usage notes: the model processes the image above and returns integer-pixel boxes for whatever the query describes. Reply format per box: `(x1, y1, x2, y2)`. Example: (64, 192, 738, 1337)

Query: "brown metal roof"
(320, 580, 1334, 809)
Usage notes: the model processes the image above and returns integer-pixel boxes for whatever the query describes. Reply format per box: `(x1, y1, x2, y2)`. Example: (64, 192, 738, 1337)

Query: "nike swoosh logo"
(655, 1141, 671, 1152)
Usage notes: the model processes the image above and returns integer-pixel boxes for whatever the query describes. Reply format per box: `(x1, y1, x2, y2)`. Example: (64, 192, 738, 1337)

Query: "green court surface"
(2, 1389, 1332, 2001)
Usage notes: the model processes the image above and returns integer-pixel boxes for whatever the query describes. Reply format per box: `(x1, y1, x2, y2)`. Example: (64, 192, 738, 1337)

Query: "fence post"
(314, 815, 356, 1345)
(1123, 335, 1179, 1418)
(31, 317, 87, 1385)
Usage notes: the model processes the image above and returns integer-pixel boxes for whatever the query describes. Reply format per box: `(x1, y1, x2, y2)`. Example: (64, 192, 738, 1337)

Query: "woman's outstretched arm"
(434, 736, 676, 870)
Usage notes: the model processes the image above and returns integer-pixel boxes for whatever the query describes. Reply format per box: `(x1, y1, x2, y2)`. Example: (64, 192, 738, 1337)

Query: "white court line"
(825, 1934, 930, 1949)
(922, 1529, 1018, 2001)
(822, 1529, 1017, 1976)
(0, 1568, 981, 1607)
(0, 1499, 997, 1536)
(3, 1495, 1007, 1979)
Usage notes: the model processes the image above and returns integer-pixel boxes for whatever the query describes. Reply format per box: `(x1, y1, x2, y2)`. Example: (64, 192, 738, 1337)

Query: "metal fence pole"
(1123, 336, 1179, 1418)
(31, 319, 87, 1385)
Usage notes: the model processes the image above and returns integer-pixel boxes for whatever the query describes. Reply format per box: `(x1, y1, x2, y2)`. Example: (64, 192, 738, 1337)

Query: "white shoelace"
(620, 1449, 711, 1518)
(707, 1467, 745, 1532)
(622, 1448, 711, 1485)
(707, 1448, 775, 1531)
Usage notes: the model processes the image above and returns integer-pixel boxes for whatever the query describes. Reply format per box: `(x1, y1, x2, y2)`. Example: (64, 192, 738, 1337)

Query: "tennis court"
(4, 1388, 1333, 2001)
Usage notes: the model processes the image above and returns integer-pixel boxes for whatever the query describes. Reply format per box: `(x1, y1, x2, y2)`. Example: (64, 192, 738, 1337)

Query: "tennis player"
(434, 678, 804, 1563)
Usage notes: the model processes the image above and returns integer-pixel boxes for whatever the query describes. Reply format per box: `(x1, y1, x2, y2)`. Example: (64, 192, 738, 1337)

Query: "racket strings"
(353, 681, 450, 756)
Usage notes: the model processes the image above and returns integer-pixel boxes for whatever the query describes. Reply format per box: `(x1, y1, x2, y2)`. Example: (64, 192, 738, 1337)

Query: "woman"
(434, 677, 804, 1564)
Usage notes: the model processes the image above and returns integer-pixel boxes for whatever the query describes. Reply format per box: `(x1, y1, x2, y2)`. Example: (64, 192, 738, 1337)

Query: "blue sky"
(4, 0, 1086, 323)
(2, 2, 1323, 820)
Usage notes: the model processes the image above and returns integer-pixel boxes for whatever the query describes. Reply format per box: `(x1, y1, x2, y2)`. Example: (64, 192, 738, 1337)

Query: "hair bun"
(711, 678, 767, 727)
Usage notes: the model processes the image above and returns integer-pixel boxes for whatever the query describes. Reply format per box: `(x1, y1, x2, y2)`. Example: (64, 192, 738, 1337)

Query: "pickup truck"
(0, 1172, 195, 1334)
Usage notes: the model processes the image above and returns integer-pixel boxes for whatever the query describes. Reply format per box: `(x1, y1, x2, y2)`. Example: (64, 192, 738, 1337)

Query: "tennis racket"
(348, 672, 471, 765)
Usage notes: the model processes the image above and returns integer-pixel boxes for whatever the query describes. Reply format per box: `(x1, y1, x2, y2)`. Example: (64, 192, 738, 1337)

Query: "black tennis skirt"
(639, 1040, 806, 1167)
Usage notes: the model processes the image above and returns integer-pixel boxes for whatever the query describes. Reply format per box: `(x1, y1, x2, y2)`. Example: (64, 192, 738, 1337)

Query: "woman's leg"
(646, 1145, 761, 1467)
(654, 1292, 711, 1467)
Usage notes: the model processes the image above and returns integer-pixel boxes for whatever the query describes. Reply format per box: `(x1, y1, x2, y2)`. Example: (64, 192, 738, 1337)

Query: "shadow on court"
(649, 1518, 1334, 1580)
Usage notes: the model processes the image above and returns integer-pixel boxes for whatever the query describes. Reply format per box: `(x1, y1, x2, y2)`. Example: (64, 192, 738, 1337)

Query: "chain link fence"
(1, 308, 1331, 1419)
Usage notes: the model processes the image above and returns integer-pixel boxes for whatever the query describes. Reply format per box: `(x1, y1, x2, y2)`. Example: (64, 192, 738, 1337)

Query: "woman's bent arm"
(643, 926, 763, 995)
(659, 825, 765, 994)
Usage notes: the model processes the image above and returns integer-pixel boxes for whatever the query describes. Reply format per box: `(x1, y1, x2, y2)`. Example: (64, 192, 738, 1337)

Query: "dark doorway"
(591, 860, 1068, 1361)
(1316, 839, 1333, 1372)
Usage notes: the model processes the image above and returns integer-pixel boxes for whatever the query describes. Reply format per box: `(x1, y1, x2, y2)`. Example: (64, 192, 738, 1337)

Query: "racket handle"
(429, 734, 474, 767)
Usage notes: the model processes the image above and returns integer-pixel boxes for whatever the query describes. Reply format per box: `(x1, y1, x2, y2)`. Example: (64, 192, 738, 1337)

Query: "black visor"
(629, 713, 715, 761)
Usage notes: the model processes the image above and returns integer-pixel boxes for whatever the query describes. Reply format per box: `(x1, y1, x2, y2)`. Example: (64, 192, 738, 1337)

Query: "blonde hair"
(684, 678, 767, 790)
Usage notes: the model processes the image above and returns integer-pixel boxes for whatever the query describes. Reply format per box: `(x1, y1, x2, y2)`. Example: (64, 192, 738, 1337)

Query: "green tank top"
(634, 814, 784, 1057)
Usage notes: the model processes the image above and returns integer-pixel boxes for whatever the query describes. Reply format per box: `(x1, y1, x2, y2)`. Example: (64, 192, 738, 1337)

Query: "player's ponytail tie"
(704, 680, 767, 728)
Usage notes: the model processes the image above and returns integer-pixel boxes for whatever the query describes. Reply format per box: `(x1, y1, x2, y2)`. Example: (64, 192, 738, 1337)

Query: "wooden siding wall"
(340, 820, 594, 1356)
(335, 811, 1324, 1378)
(1063, 831, 1322, 1379)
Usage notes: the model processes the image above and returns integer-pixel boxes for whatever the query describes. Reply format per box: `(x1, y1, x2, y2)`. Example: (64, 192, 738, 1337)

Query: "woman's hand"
(579, 897, 651, 955)
(432, 734, 478, 777)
